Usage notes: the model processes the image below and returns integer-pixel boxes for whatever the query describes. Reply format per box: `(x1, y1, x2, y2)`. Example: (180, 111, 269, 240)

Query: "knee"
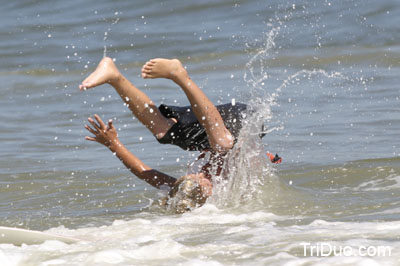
(211, 132, 234, 153)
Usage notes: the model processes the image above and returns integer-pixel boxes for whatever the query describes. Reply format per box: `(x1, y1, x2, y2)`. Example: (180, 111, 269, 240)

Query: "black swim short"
(157, 103, 249, 151)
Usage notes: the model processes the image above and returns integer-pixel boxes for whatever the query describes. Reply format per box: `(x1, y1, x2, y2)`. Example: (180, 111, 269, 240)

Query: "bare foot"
(79, 57, 121, 91)
(141, 58, 188, 82)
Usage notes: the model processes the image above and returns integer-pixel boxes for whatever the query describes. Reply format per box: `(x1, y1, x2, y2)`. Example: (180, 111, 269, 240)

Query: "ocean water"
(1, 0, 400, 265)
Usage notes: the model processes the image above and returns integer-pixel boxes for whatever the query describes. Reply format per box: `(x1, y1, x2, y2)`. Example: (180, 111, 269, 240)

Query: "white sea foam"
(1, 213, 399, 265)
(355, 174, 400, 191)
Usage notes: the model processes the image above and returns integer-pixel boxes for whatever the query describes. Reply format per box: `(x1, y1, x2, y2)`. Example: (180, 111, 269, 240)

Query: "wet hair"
(165, 176, 208, 213)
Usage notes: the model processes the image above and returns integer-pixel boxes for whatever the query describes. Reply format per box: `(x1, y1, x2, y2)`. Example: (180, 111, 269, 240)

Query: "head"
(165, 174, 211, 213)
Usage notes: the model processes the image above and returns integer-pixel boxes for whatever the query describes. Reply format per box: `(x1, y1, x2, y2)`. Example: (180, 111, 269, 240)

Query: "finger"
(88, 117, 100, 130)
(108, 119, 114, 130)
(85, 124, 97, 135)
(94, 114, 106, 129)
(85, 136, 96, 141)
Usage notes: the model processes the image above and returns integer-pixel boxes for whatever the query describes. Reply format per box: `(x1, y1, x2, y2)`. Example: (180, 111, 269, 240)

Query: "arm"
(85, 114, 177, 189)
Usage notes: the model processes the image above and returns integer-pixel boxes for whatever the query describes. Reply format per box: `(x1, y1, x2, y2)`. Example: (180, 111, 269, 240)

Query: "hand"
(85, 114, 118, 147)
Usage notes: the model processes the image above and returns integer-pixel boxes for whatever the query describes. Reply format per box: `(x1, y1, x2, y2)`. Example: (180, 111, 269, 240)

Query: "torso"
(197, 151, 227, 180)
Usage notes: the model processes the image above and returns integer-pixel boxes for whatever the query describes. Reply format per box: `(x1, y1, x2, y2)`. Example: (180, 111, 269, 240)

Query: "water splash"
(204, 27, 281, 207)
(276, 69, 347, 93)
(244, 27, 280, 92)
(210, 119, 274, 207)
(208, 25, 348, 208)
(103, 13, 121, 58)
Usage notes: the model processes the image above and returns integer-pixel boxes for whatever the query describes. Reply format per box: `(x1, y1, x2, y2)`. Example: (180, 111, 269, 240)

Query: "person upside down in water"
(81, 57, 279, 212)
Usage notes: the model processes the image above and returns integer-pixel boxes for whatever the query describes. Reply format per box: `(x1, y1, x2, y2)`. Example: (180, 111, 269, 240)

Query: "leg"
(141, 59, 234, 153)
(80, 57, 175, 139)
